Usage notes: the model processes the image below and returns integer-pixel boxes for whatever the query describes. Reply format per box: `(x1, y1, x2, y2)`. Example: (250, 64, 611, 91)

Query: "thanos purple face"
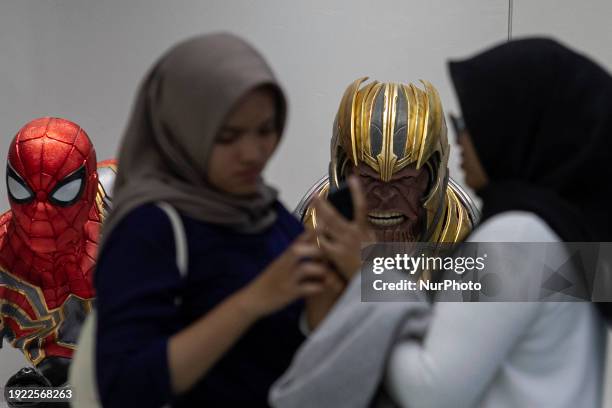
(347, 162, 430, 242)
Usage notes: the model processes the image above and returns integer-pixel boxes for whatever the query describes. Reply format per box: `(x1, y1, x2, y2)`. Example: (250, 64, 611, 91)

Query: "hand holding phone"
(313, 176, 372, 281)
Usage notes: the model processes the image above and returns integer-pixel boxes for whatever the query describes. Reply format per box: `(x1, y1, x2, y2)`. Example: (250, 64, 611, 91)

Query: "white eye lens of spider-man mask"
(7, 174, 33, 201)
(51, 179, 82, 203)
(49, 166, 86, 206)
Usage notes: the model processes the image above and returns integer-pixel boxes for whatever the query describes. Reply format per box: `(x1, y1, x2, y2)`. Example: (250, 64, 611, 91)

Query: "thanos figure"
(297, 77, 478, 244)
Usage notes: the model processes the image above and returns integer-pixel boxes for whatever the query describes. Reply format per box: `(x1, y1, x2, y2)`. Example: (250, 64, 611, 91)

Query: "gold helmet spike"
(330, 78, 449, 188)
(417, 80, 448, 170)
(336, 76, 369, 165)
(299, 77, 478, 245)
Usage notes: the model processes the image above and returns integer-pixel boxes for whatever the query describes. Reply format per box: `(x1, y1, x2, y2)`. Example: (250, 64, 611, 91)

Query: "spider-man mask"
(6, 117, 98, 253)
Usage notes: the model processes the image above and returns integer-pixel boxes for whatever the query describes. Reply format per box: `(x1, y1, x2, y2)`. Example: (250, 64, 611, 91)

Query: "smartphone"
(327, 182, 354, 221)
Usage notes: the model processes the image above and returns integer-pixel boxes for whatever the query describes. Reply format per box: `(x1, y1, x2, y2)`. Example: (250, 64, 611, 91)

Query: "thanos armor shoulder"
(428, 177, 480, 244)
(295, 175, 330, 230)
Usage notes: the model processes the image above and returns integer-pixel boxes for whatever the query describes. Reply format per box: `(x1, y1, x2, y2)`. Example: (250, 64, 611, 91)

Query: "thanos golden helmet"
(297, 77, 478, 243)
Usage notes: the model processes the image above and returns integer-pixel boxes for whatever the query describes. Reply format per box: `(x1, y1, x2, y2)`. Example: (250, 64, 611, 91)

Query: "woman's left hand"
(304, 262, 346, 330)
(313, 175, 374, 281)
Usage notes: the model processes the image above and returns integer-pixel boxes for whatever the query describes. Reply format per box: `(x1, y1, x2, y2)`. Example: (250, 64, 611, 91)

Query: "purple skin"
(346, 162, 429, 242)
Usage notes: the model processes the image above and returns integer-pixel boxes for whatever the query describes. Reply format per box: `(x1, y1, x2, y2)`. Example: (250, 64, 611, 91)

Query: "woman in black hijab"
(450, 37, 612, 243)
(450, 37, 612, 318)
(382, 39, 607, 408)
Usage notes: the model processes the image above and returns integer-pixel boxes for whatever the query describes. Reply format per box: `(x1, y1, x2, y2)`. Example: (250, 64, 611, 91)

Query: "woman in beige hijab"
(93, 33, 369, 407)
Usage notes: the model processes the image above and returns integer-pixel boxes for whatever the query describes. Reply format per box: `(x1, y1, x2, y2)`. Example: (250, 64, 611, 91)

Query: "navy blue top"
(95, 202, 305, 407)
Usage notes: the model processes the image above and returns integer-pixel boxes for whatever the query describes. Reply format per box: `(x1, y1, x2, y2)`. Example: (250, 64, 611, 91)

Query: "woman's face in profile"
(208, 88, 279, 196)
(457, 130, 489, 191)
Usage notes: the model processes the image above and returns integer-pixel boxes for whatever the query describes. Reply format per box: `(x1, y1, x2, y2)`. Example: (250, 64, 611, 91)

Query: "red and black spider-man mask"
(6, 117, 98, 253)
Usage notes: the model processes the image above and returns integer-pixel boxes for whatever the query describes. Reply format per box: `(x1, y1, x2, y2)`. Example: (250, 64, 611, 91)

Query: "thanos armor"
(297, 78, 478, 243)
(0, 118, 116, 404)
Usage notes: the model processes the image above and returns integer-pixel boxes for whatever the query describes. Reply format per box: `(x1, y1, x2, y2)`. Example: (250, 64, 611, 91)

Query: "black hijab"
(449, 38, 612, 243)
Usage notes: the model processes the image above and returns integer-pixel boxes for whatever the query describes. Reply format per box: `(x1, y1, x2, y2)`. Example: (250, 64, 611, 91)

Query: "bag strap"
(70, 203, 188, 408)
(155, 202, 187, 407)
(156, 202, 188, 277)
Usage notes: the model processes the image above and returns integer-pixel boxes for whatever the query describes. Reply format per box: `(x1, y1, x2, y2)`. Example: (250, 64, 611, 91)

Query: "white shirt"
(385, 211, 606, 408)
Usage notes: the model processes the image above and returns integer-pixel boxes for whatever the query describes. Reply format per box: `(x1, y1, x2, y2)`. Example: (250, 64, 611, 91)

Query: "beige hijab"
(102, 33, 287, 246)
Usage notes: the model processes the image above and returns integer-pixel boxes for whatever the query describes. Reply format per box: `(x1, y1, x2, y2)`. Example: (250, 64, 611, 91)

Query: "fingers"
(296, 262, 329, 282)
(317, 234, 350, 277)
(317, 232, 343, 258)
(314, 177, 370, 245)
(317, 232, 361, 281)
(315, 199, 354, 245)
(290, 244, 325, 267)
(315, 197, 349, 231)
(296, 228, 316, 243)
(347, 175, 374, 243)
(296, 264, 340, 297)
(323, 268, 347, 291)
(347, 175, 368, 229)
(298, 283, 325, 296)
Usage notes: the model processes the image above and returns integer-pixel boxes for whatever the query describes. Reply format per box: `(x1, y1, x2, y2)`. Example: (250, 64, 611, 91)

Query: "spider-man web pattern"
(0, 117, 115, 367)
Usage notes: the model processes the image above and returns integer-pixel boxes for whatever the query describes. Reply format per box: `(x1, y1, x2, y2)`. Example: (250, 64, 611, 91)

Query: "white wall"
(513, 0, 612, 67)
(0, 0, 509, 207)
(0, 0, 610, 406)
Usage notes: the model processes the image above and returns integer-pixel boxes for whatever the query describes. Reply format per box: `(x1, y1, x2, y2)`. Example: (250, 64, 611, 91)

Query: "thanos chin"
(297, 77, 478, 244)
